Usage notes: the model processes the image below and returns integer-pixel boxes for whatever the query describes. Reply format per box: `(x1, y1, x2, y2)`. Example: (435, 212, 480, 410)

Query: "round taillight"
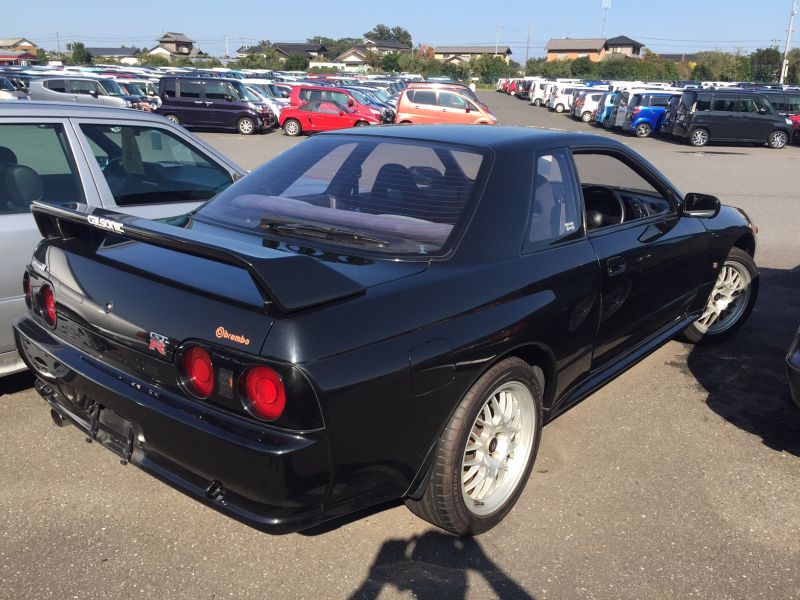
(23, 272, 31, 309)
(40, 284, 56, 326)
(242, 365, 285, 421)
(180, 345, 215, 399)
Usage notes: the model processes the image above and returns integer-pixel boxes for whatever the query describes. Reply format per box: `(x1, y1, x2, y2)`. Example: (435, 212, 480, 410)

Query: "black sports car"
(14, 125, 759, 535)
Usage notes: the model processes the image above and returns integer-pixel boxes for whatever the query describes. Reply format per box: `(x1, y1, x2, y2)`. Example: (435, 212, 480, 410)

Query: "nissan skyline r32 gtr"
(14, 126, 759, 536)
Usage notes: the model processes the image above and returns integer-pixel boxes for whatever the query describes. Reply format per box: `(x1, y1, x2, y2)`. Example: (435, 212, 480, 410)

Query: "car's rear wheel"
(405, 357, 542, 535)
(681, 247, 758, 344)
(399, 120, 412, 124)
(690, 128, 709, 147)
(533, 99, 542, 107)
(635, 123, 652, 138)
(555, 104, 565, 113)
(354, 120, 369, 127)
(237, 117, 256, 135)
(283, 119, 301, 136)
(768, 130, 788, 149)
(165, 114, 180, 125)
(581, 111, 593, 123)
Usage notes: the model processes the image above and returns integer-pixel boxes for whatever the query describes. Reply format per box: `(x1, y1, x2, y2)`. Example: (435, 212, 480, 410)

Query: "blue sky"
(4, 0, 796, 59)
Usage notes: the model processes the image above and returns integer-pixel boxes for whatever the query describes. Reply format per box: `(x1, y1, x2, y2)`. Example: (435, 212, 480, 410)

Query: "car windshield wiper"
(261, 219, 389, 247)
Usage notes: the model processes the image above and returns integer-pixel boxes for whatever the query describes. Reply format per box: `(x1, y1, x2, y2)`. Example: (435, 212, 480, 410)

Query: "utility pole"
(56, 31, 60, 55)
(780, 0, 798, 84)
(601, 0, 611, 38)
(494, 25, 503, 56)
(525, 25, 533, 65)
(225, 35, 229, 58)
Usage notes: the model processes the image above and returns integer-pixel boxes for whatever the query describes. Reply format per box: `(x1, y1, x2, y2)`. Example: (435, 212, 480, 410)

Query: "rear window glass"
(649, 96, 670, 107)
(194, 136, 487, 256)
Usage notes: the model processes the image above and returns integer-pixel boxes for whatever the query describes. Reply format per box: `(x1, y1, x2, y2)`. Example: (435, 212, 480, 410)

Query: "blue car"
(623, 92, 678, 138)
(595, 91, 618, 128)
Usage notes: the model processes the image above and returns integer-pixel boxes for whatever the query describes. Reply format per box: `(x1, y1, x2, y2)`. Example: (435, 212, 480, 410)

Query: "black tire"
(405, 357, 543, 535)
(555, 104, 565, 113)
(581, 111, 593, 123)
(354, 120, 369, 127)
(689, 128, 710, 147)
(237, 117, 256, 135)
(165, 114, 180, 125)
(768, 130, 788, 149)
(533, 99, 542, 107)
(680, 247, 758, 344)
(283, 119, 301, 136)
(634, 123, 652, 138)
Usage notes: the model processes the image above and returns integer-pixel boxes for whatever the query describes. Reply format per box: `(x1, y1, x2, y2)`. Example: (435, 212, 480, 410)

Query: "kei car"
(279, 100, 380, 136)
(14, 125, 759, 536)
(0, 101, 245, 376)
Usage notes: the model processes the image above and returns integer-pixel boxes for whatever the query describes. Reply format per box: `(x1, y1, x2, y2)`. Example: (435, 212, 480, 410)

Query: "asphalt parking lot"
(1, 92, 798, 600)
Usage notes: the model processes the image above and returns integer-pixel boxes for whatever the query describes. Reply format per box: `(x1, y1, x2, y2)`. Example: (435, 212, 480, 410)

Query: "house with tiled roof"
(545, 36, 644, 62)
(148, 32, 204, 59)
(433, 45, 512, 64)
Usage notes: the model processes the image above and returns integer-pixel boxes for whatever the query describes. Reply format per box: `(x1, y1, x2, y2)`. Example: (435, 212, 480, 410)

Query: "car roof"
(0, 101, 170, 123)
(328, 124, 623, 150)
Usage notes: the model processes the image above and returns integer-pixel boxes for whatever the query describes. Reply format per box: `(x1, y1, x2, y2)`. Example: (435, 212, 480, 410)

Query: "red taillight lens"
(180, 345, 215, 399)
(40, 284, 56, 326)
(242, 365, 285, 421)
(23, 272, 31, 308)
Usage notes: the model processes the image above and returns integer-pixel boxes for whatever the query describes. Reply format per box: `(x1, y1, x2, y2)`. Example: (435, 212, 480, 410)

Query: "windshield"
(122, 82, 144, 96)
(194, 136, 486, 257)
(251, 83, 275, 98)
(99, 79, 124, 96)
(0, 77, 14, 91)
(348, 89, 371, 105)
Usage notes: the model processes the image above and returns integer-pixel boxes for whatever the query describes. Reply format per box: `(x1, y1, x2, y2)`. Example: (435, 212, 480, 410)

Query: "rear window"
(649, 96, 670, 108)
(194, 136, 487, 257)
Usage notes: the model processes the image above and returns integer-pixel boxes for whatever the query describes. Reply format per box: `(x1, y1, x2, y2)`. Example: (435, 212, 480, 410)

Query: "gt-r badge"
(148, 332, 168, 355)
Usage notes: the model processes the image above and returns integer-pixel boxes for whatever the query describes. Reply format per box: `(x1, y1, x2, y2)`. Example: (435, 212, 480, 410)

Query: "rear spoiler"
(31, 202, 365, 314)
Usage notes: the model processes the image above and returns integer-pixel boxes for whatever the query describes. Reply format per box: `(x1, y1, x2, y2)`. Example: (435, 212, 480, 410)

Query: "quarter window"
(0, 124, 85, 214)
(525, 149, 581, 251)
(80, 124, 233, 206)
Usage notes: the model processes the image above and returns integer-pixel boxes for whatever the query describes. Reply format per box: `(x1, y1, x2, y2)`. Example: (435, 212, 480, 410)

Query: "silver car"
(0, 102, 245, 375)
(28, 77, 132, 109)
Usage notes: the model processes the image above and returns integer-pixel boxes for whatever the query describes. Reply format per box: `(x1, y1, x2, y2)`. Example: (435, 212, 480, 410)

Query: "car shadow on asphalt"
(346, 530, 535, 600)
(683, 265, 800, 456)
(0, 371, 34, 398)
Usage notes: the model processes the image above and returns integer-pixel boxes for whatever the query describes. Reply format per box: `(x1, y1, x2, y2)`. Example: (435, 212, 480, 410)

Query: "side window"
(79, 124, 233, 206)
(712, 98, 736, 112)
(572, 152, 672, 231)
(786, 95, 800, 112)
(332, 92, 349, 105)
(738, 97, 767, 113)
(68, 80, 96, 95)
(525, 150, 580, 250)
(44, 79, 66, 93)
(0, 123, 85, 214)
(205, 82, 234, 100)
(410, 90, 436, 105)
(695, 94, 712, 111)
(316, 102, 340, 114)
(163, 80, 176, 98)
(438, 92, 467, 109)
(178, 81, 201, 99)
(650, 96, 670, 108)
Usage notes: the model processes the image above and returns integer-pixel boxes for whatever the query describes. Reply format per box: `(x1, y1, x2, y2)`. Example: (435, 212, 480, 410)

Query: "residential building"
(545, 36, 644, 62)
(333, 38, 411, 69)
(433, 45, 512, 64)
(0, 50, 35, 66)
(86, 47, 140, 65)
(148, 32, 202, 59)
(0, 38, 39, 54)
(272, 43, 327, 59)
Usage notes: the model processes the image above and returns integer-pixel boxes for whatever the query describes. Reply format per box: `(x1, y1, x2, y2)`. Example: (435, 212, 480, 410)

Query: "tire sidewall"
(690, 128, 709, 147)
(769, 130, 787, 149)
(283, 119, 300, 136)
(238, 118, 255, 135)
(447, 360, 543, 535)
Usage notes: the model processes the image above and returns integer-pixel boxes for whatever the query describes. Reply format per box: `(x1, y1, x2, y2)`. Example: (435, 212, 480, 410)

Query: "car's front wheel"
(283, 119, 301, 136)
(681, 247, 758, 343)
(354, 120, 369, 127)
(768, 130, 788, 149)
(582, 111, 593, 123)
(533, 98, 542, 107)
(237, 117, 256, 135)
(405, 357, 542, 535)
(165, 114, 180, 125)
(635, 123, 652, 138)
(555, 104, 565, 113)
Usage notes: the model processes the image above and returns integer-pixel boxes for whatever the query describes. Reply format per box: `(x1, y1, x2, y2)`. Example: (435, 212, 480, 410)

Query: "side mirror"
(465, 105, 471, 113)
(89, 90, 98, 98)
(758, 107, 767, 114)
(682, 193, 720, 218)
(339, 110, 345, 116)
(347, 99, 354, 107)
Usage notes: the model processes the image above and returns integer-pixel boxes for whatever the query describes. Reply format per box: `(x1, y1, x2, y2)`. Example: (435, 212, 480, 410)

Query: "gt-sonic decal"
(215, 326, 250, 346)
(88, 215, 124, 234)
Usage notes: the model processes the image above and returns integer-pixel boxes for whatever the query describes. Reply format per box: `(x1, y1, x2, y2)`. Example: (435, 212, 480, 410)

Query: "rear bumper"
(786, 326, 800, 408)
(14, 316, 330, 534)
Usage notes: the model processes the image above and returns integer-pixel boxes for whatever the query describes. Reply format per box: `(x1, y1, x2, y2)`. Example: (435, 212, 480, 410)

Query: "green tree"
(35, 48, 48, 64)
(71, 42, 90, 65)
(570, 56, 594, 77)
(138, 53, 170, 67)
(307, 36, 362, 59)
(237, 47, 284, 70)
(283, 53, 310, 70)
(473, 55, 510, 84)
(692, 63, 713, 80)
(750, 46, 781, 82)
(363, 24, 413, 48)
(381, 52, 401, 73)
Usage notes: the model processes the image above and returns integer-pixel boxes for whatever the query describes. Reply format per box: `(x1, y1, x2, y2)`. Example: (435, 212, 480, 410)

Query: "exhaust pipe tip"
(50, 408, 67, 428)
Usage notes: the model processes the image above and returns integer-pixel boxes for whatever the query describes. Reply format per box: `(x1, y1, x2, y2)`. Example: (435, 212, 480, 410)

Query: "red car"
(280, 101, 380, 136)
(288, 85, 381, 121)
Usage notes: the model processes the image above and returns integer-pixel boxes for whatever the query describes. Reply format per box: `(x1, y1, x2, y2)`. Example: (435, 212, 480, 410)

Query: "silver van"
(28, 77, 132, 109)
(0, 102, 246, 376)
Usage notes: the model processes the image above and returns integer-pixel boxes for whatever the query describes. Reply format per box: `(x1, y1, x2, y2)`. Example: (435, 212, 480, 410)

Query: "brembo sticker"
(215, 326, 250, 346)
(88, 215, 124, 233)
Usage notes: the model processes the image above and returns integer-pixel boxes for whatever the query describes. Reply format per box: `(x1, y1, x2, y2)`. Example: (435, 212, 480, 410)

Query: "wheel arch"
(732, 231, 756, 257)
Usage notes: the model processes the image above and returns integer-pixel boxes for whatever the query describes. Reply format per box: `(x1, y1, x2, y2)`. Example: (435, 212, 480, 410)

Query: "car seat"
(1, 164, 44, 213)
(367, 163, 425, 219)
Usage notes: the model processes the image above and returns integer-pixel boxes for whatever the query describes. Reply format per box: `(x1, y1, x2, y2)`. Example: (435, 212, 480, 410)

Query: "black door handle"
(607, 256, 627, 276)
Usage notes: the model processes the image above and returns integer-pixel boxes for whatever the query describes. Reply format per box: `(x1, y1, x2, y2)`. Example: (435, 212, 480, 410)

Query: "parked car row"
(499, 77, 799, 149)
